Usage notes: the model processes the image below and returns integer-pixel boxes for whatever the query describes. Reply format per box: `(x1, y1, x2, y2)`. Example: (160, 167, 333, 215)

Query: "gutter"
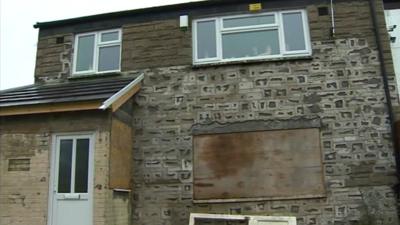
(368, 0, 400, 199)
(330, 0, 336, 37)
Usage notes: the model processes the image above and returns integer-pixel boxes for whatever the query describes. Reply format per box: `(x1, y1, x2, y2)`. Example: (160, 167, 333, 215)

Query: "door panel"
(55, 200, 91, 225)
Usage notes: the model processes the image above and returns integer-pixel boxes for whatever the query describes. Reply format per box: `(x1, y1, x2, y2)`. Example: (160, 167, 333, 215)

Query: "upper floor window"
(192, 10, 311, 65)
(73, 29, 121, 75)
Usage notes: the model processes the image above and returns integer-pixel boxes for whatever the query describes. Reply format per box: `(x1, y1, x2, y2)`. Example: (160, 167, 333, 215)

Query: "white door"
(49, 134, 94, 225)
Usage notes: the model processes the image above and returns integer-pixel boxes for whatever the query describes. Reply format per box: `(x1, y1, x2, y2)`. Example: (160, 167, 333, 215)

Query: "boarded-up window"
(193, 128, 324, 201)
(109, 117, 133, 189)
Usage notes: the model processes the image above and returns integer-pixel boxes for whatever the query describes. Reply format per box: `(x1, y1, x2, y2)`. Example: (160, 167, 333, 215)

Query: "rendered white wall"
(385, 9, 400, 98)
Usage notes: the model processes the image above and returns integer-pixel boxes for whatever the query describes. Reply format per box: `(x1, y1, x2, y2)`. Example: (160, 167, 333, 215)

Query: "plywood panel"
(0, 100, 102, 116)
(193, 128, 324, 200)
(110, 117, 133, 189)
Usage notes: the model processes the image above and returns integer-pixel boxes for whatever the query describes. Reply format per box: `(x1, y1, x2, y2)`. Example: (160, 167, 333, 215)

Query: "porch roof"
(0, 75, 143, 116)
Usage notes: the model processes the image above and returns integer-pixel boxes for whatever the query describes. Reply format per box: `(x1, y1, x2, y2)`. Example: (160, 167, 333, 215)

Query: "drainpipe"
(368, 0, 400, 201)
(330, 0, 336, 37)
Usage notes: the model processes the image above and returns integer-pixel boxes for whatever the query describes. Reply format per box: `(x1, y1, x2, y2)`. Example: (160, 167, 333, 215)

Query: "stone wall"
(105, 191, 131, 225)
(34, 0, 396, 88)
(27, 0, 400, 225)
(0, 133, 50, 225)
(92, 130, 131, 225)
(0, 111, 130, 225)
(129, 36, 399, 225)
(34, 33, 73, 83)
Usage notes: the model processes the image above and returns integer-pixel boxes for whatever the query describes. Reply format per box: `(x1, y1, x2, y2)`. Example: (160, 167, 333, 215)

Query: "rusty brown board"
(193, 128, 325, 201)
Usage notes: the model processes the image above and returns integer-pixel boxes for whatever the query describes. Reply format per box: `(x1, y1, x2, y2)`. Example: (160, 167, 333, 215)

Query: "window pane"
(75, 35, 95, 72)
(223, 15, 275, 28)
(283, 12, 306, 51)
(197, 20, 217, 59)
(74, 139, 90, 193)
(58, 139, 73, 193)
(101, 31, 119, 42)
(222, 30, 280, 59)
(98, 45, 120, 72)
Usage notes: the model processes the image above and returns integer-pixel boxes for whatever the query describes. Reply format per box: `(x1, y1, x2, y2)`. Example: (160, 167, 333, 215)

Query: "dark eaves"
(33, 0, 260, 29)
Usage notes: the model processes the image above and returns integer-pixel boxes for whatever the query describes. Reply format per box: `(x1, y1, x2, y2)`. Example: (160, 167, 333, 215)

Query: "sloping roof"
(33, 0, 397, 29)
(0, 75, 143, 116)
(33, 0, 218, 29)
(33, 0, 269, 29)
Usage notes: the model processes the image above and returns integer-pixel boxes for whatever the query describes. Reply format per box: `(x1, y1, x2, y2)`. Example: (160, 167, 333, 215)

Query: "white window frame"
(189, 213, 297, 225)
(72, 29, 122, 75)
(192, 9, 311, 65)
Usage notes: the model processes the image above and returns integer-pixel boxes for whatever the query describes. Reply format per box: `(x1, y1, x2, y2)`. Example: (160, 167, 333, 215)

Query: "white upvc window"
(192, 10, 311, 64)
(73, 29, 121, 75)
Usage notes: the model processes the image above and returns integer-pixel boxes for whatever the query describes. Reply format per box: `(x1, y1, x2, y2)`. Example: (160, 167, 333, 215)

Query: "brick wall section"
(129, 37, 399, 225)
(26, 0, 400, 225)
(0, 112, 130, 225)
(121, 20, 192, 70)
(93, 130, 110, 225)
(33, 1, 396, 83)
(104, 191, 131, 225)
(93, 131, 131, 225)
(0, 133, 50, 225)
(34, 33, 73, 83)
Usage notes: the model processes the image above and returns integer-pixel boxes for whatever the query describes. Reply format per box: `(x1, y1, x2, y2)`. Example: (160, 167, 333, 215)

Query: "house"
(1, 0, 400, 224)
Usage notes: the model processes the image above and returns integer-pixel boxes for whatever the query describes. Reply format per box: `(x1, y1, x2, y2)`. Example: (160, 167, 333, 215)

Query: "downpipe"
(368, 0, 400, 208)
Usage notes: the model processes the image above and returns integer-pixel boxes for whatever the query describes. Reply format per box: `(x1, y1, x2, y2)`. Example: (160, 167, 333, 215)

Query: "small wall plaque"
(249, 3, 262, 11)
(8, 158, 31, 171)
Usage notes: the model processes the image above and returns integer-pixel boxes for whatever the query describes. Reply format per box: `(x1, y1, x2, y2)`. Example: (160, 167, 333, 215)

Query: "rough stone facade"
(128, 1, 399, 225)
(130, 37, 399, 225)
(1, 0, 398, 225)
(0, 133, 50, 225)
(0, 112, 130, 225)
(34, 33, 73, 83)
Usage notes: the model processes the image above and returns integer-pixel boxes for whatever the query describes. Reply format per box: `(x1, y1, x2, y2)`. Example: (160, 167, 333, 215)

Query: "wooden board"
(193, 128, 325, 201)
(0, 100, 102, 116)
(109, 117, 133, 189)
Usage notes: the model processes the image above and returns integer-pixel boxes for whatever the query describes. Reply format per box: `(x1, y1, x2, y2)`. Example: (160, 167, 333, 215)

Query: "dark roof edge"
(33, 0, 396, 29)
(0, 84, 35, 94)
(33, 0, 243, 29)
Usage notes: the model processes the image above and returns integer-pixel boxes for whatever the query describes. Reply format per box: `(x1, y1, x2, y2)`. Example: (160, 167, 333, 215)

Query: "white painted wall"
(385, 9, 400, 98)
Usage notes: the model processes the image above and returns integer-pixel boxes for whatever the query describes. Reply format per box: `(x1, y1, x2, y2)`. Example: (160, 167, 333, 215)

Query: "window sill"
(193, 193, 326, 204)
(192, 55, 313, 68)
(68, 72, 122, 80)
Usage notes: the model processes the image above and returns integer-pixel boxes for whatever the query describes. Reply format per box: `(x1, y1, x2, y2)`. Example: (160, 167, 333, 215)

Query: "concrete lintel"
(191, 116, 321, 135)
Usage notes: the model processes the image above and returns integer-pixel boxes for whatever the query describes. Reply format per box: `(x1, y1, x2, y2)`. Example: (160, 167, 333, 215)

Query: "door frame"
(47, 132, 95, 225)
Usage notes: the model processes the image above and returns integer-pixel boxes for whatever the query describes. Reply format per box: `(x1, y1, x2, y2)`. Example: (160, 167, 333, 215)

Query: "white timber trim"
(99, 73, 144, 110)
(189, 213, 296, 225)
